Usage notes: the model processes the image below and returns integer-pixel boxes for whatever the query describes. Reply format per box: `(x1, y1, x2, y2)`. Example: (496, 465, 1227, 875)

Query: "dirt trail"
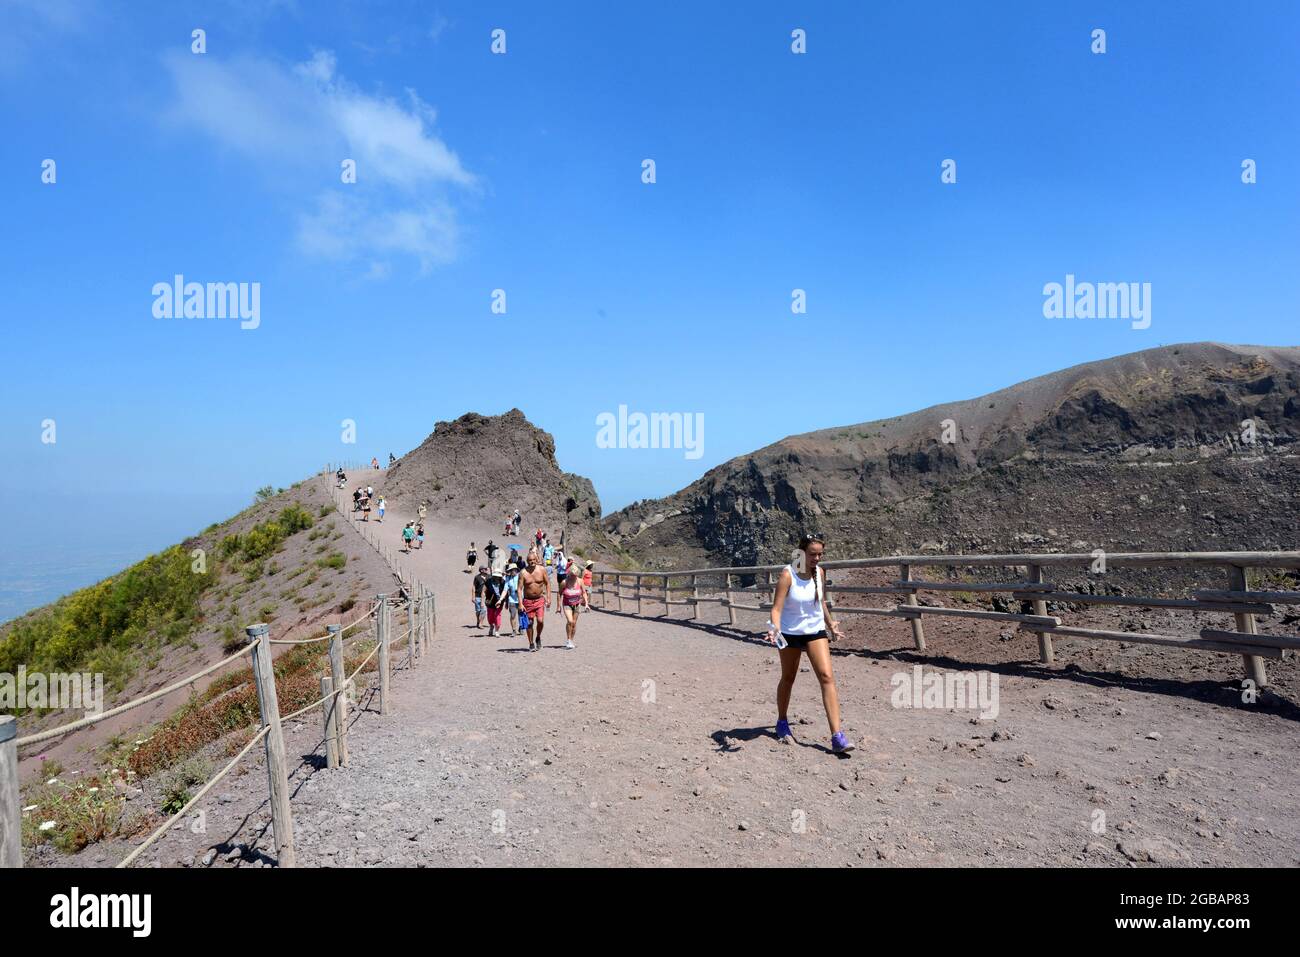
(65, 472, 1300, 867)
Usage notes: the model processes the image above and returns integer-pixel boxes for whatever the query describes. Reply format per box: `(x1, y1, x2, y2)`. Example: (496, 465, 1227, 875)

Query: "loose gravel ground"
(55, 473, 1300, 867)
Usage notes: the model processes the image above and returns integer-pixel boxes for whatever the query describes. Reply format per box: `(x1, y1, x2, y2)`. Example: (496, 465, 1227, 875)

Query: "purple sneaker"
(775, 718, 793, 743)
(831, 731, 855, 754)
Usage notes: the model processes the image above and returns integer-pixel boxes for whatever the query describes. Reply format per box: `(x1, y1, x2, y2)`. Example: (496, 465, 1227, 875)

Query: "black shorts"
(782, 630, 827, 648)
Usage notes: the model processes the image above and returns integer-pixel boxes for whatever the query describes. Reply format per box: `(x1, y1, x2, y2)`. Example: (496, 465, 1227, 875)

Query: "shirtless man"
(518, 547, 550, 652)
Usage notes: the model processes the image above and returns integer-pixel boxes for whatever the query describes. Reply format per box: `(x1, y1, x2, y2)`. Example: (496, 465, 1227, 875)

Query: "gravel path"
(65, 472, 1300, 867)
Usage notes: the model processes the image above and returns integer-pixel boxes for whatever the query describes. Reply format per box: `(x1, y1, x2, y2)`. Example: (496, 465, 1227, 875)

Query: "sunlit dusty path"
(273, 473, 1298, 867)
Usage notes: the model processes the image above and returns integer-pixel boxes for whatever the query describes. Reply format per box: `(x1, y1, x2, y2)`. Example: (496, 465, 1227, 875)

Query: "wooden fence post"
(690, 573, 699, 620)
(636, 574, 644, 616)
(376, 594, 391, 715)
(320, 676, 340, 769)
(0, 715, 21, 868)
(408, 596, 418, 668)
(1028, 564, 1054, 664)
(615, 574, 624, 612)
(417, 589, 427, 653)
(327, 624, 349, 766)
(246, 623, 296, 868)
(1228, 565, 1268, 687)
(726, 573, 737, 626)
(900, 563, 926, 652)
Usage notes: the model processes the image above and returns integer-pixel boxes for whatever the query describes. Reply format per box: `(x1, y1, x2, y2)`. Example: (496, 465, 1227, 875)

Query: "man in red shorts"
(519, 547, 549, 652)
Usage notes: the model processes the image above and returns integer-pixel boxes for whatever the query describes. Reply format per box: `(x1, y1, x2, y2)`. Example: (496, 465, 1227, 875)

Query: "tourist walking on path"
(377, 496, 386, 522)
(485, 539, 499, 567)
(766, 534, 854, 754)
(466, 542, 477, 572)
(582, 561, 594, 610)
(401, 522, 415, 552)
(415, 524, 425, 550)
(484, 569, 507, 638)
(513, 510, 522, 534)
(551, 548, 568, 612)
(559, 564, 589, 650)
(519, 548, 549, 651)
(503, 565, 521, 634)
(535, 527, 544, 551)
(418, 501, 428, 524)
(471, 566, 488, 629)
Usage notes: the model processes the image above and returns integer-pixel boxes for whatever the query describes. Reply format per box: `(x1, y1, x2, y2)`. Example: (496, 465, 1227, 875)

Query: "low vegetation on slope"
(21, 623, 381, 855)
(9, 473, 399, 859)
(0, 499, 327, 706)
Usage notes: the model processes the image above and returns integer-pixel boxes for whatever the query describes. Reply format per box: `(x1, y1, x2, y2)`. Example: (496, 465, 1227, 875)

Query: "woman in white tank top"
(766, 535, 854, 754)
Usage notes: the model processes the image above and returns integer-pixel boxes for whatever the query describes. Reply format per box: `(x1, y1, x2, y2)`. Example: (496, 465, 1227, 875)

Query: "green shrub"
(0, 545, 216, 696)
(277, 503, 314, 534)
(218, 534, 241, 559)
(220, 623, 242, 655)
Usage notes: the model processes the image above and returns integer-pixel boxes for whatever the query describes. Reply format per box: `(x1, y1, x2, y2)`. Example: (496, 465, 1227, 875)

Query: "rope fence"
(0, 473, 439, 869)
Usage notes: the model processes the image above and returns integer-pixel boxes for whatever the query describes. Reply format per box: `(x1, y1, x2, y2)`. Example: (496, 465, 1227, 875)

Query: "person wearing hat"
(503, 562, 521, 635)
(483, 565, 508, 638)
(582, 561, 594, 610)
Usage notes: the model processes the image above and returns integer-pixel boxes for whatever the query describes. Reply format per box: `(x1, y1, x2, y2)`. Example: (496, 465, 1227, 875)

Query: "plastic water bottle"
(769, 623, 787, 649)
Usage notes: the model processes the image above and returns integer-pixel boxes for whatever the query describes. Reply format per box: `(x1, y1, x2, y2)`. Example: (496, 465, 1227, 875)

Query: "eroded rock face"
(383, 410, 606, 548)
(604, 343, 1300, 568)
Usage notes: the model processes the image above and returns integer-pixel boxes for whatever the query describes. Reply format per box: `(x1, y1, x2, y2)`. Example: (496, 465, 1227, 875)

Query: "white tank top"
(779, 564, 824, 635)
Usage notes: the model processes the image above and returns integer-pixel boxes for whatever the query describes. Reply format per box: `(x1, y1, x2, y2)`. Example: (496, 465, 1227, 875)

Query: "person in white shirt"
(765, 534, 854, 754)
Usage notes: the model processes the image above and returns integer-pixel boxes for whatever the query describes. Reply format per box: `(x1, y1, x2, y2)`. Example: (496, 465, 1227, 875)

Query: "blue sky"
(1, 0, 1297, 614)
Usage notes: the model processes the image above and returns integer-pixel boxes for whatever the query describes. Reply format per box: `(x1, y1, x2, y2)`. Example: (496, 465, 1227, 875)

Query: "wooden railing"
(589, 550, 1300, 687)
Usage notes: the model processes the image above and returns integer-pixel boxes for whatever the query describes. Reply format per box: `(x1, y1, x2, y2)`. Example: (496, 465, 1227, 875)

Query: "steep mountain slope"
(604, 343, 1300, 569)
(381, 410, 608, 549)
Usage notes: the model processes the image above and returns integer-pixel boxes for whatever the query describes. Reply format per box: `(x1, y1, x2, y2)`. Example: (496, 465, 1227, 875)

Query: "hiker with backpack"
(766, 534, 854, 755)
(401, 522, 415, 552)
(483, 567, 508, 638)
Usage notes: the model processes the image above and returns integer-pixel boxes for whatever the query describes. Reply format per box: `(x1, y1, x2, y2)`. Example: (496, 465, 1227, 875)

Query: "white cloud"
(160, 48, 475, 275)
(0, 0, 97, 71)
(297, 192, 459, 273)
